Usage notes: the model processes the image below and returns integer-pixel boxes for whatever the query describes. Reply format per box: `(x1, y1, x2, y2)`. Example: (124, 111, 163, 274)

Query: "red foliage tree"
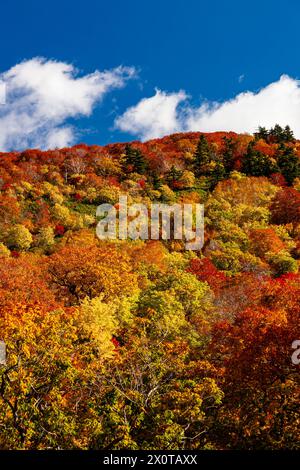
(270, 187, 300, 226)
(187, 257, 227, 291)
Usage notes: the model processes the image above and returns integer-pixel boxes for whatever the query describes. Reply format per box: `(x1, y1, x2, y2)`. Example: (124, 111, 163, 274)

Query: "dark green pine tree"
(222, 136, 236, 175)
(166, 165, 183, 188)
(123, 144, 148, 174)
(283, 125, 295, 143)
(254, 125, 294, 143)
(193, 134, 212, 177)
(149, 170, 163, 190)
(209, 161, 226, 189)
(277, 143, 300, 185)
(269, 124, 295, 143)
(242, 141, 278, 176)
(269, 124, 285, 143)
(254, 126, 269, 141)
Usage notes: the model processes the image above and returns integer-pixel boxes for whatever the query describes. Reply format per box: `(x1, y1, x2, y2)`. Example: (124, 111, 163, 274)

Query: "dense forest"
(0, 125, 299, 449)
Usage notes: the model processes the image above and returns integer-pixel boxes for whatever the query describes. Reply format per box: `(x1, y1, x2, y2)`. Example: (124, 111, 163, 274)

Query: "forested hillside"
(0, 125, 299, 449)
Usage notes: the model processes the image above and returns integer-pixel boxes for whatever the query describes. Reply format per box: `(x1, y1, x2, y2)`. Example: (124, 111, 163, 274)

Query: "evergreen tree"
(242, 142, 278, 176)
(149, 170, 163, 190)
(283, 125, 295, 143)
(268, 124, 294, 143)
(193, 134, 212, 177)
(122, 144, 148, 174)
(209, 161, 226, 189)
(254, 125, 294, 143)
(222, 136, 236, 174)
(166, 165, 183, 188)
(254, 126, 269, 141)
(270, 124, 285, 143)
(276, 143, 300, 185)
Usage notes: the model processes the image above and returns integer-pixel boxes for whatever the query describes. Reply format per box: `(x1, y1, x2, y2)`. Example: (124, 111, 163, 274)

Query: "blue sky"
(1, 0, 300, 150)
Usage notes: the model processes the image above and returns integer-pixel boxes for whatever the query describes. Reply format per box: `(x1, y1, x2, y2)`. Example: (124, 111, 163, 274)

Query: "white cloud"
(115, 88, 187, 140)
(0, 57, 136, 151)
(45, 127, 75, 149)
(115, 75, 300, 140)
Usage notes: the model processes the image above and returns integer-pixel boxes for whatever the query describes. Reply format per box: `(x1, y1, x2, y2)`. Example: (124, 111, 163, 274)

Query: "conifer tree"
(283, 125, 295, 143)
(255, 125, 294, 143)
(209, 161, 226, 189)
(254, 126, 269, 141)
(166, 165, 183, 188)
(222, 136, 236, 174)
(123, 144, 148, 174)
(277, 143, 300, 184)
(193, 134, 212, 177)
(270, 124, 285, 143)
(242, 141, 278, 176)
(150, 171, 163, 190)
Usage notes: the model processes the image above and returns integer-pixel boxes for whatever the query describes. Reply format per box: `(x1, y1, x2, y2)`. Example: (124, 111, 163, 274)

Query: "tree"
(148, 171, 163, 190)
(37, 226, 55, 249)
(87, 329, 223, 450)
(249, 228, 285, 259)
(7, 224, 33, 251)
(242, 142, 278, 176)
(0, 254, 56, 311)
(122, 144, 148, 174)
(270, 124, 285, 143)
(47, 243, 139, 305)
(187, 257, 227, 292)
(0, 301, 117, 449)
(0, 303, 82, 449)
(255, 125, 295, 144)
(276, 143, 300, 185)
(210, 299, 300, 449)
(270, 187, 300, 226)
(0, 243, 10, 257)
(267, 250, 298, 276)
(283, 125, 295, 142)
(193, 135, 212, 177)
(254, 126, 269, 141)
(209, 161, 226, 189)
(222, 136, 236, 174)
(269, 124, 295, 143)
(89, 267, 221, 449)
(166, 165, 183, 189)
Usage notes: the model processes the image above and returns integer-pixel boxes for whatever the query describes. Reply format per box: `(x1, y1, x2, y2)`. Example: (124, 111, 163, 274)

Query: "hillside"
(0, 126, 299, 450)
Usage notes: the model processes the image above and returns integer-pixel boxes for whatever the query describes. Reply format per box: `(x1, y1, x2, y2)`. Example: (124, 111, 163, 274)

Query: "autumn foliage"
(0, 127, 299, 449)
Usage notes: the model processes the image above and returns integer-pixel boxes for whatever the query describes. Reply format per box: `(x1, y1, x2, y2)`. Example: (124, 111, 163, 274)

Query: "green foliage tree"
(122, 144, 148, 174)
(222, 136, 236, 174)
(242, 142, 278, 176)
(254, 124, 295, 143)
(276, 143, 300, 184)
(270, 124, 295, 143)
(149, 171, 163, 190)
(254, 126, 269, 141)
(193, 134, 212, 177)
(267, 250, 298, 276)
(209, 161, 226, 189)
(8, 224, 33, 251)
(166, 165, 183, 188)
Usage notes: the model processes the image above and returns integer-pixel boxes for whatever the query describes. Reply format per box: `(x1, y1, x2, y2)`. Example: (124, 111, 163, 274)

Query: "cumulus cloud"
(115, 88, 187, 141)
(115, 75, 300, 140)
(0, 57, 136, 151)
